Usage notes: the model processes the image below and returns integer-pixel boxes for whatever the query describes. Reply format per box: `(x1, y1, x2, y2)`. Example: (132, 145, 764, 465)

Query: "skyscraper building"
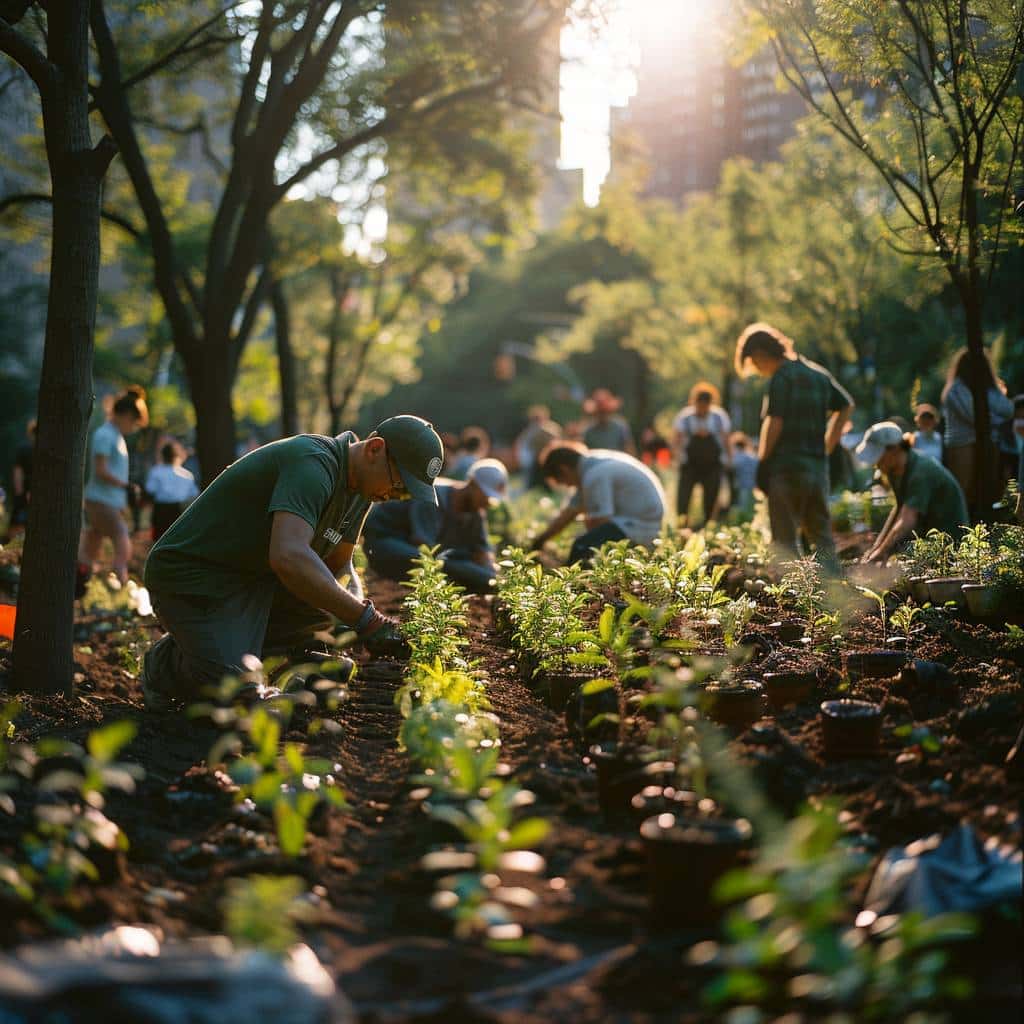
(609, 8, 804, 202)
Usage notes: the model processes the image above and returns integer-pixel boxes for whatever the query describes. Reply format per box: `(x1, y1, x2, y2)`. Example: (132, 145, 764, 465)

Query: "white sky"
(559, 5, 639, 204)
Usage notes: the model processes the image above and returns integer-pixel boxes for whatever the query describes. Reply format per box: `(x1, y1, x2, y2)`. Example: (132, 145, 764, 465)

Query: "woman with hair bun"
(77, 386, 149, 588)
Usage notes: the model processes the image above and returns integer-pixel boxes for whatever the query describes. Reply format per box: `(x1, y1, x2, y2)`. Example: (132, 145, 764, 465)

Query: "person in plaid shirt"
(734, 323, 854, 571)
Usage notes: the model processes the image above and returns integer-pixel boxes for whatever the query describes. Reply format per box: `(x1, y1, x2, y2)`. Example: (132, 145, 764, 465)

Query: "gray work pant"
(142, 583, 332, 699)
(765, 466, 839, 574)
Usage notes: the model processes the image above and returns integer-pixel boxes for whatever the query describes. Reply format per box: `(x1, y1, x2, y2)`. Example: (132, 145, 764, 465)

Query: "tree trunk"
(183, 344, 238, 486)
(10, 2, 117, 695)
(271, 279, 298, 437)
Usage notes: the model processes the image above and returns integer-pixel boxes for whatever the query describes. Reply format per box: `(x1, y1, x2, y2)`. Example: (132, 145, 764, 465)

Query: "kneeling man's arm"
(270, 512, 364, 624)
(325, 540, 363, 601)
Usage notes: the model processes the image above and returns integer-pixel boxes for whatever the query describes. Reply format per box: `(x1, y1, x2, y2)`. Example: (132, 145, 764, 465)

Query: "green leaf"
(274, 801, 307, 857)
(87, 720, 138, 761)
(283, 743, 305, 777)
(598, 605, 615, 644)
(567, 652, 610, 667)
(504, 816, 550, 849)
(581, 677, 616, 695)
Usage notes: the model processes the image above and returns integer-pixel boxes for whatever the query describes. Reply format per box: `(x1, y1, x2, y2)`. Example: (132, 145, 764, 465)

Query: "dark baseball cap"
(370, 415, 444, 504)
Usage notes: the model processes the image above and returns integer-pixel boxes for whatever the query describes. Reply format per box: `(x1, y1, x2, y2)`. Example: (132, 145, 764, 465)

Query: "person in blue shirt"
(77, 387, 149, 589)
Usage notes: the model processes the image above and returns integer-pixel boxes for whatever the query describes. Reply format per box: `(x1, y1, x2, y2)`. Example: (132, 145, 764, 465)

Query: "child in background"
(912, 403, 943, 463)
(729, 432, 760, 519)
(145, 441, 199, 542)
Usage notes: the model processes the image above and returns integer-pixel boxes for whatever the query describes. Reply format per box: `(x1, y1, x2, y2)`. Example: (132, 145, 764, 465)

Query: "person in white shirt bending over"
(145, 441, 199, 542)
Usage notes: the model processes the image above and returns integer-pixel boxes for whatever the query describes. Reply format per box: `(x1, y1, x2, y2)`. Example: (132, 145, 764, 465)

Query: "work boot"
(361, 623, 410, 660)
(140, 647, 175, 713)
(278, 650, 356, 709)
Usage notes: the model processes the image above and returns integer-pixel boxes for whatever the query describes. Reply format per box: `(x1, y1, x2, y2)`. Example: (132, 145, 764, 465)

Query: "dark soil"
(1, 533, 1021, 1021)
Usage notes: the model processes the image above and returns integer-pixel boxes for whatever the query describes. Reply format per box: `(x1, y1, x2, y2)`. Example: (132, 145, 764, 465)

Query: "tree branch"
(0, 14, 55, 94)
(0, 189, 142, 238)
(275, 74, 506, 199)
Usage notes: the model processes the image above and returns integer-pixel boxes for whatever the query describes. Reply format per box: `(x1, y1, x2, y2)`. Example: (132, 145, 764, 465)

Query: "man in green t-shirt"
(141, 415, 444, 711)
(856, 421, 969, 563)
(734, 322, 854, 572)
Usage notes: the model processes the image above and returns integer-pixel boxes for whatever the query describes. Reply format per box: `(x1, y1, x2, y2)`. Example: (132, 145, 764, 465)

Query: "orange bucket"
(0, 603, 15, 640)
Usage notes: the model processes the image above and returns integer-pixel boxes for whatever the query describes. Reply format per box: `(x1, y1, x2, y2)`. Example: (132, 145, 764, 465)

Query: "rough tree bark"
(1, 0, 118, 695)
(271, 278, 299, 437)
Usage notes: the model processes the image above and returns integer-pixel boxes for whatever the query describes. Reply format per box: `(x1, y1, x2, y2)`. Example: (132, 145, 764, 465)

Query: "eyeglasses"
(384, 449, 407, 498)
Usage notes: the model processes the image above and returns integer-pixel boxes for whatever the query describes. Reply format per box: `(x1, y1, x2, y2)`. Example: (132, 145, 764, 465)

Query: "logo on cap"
(427, 457, 442, 478)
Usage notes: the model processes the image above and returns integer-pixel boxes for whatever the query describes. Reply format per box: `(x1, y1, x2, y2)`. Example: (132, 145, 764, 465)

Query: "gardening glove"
(354, 601, 410, 659)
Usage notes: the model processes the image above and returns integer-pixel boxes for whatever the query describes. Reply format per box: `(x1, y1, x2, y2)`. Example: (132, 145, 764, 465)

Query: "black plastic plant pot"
(704, 681, 765, 730)
(768, 620, 805, 644)
(518, 651, 542, 685)
(762, 670, 817, 710)
(961, 583, 1003, 620)
(908, 576, 930, 604)
(542, 669, 589, 712)
(640, 813, 753, 927)
(565, 681, 619, 744)
(590, 747, 671, 827)
(894, 659, 957, 699)
(820, 699, 882, 759)
(630, 785, 709, 826)
(925, 576, 970, 608)
(845, 649, 907, 682)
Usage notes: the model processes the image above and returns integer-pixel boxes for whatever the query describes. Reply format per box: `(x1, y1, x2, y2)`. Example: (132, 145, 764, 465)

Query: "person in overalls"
(671, 382, 732, 527)
(140, 416, 443, 711)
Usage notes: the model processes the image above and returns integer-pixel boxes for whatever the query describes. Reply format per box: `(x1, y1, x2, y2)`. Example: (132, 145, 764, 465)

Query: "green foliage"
(222, 874, 311, 955)
(400, 547, 549, 949)
(692, 802, 976, 1020)
(224, 706, 347, 857)
(402, 547, 471, 669)
(0, 718, 141, 924)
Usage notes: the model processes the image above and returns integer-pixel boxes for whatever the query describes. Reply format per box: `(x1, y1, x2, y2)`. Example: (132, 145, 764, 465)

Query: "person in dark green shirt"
(734, 322, 854, 572)
(141, 416, 444, 711)
(856, 421, 969, 563)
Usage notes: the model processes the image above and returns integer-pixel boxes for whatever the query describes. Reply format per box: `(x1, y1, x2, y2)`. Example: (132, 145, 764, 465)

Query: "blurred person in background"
(516, 405, 562, 489)
(728, 432, 759, 519)
(912, 403, 944, 463)
(449, 426, 491, 480)
(941, 347, 1013, 514)
(582, 388, 635, 454)
(671, 382, 732, 527)
(531, 441, 666, 565)
(145, 440, 199, 543)
(1013, 395, 1024, 488)
(364, 458, 507, 592)
(639, 427, 672, 472)
(856, 421, 968, 563)
(77, 387, 149, 590)
(7, 419, 36, 540)
(734, 323, 853, 572)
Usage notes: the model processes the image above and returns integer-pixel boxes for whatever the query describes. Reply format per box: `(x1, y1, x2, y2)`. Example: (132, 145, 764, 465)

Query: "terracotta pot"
(763, 670, 817, 710)
(908, 576, 930, 604)
(820, 699, 882, 759)
(704, 681, 765, 729)
(640, 813, 752, 926)
(845, 649, 907, 681)
(925, 576, 971, 608)
(962, 583, 1003, 619)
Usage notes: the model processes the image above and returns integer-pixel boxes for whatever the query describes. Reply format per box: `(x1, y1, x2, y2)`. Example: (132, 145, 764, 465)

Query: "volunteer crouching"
(141, 416, 444, 711)
(363, 458, 508, 593)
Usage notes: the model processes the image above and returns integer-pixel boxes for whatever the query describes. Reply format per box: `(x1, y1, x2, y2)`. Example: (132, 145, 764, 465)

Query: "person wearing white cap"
(363, 457, 508, 592)
(856, 421, 969, 564)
